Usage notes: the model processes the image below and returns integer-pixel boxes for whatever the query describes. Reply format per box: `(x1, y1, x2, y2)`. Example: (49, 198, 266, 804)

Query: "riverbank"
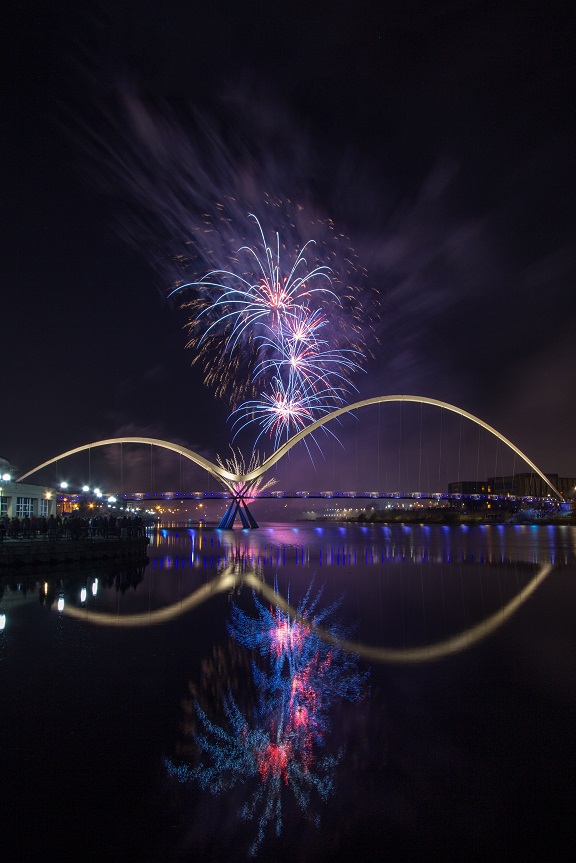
(342, 508, 576, 526)
(0, 535, 150, 569)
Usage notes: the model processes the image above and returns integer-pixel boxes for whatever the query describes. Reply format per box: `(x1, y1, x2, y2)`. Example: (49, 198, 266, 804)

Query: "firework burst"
(101, 93, 379, 450)
(168, 213, 367, 452)
(170, 204, 373, 415)
(252, 306, 363, 391)
(230, 376, 347, 453)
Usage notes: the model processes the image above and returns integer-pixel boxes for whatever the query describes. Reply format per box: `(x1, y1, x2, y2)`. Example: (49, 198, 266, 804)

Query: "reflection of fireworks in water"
(228, 581, 367, 712)
(165, 582, 368, 856)
(169, 213, 367, 449)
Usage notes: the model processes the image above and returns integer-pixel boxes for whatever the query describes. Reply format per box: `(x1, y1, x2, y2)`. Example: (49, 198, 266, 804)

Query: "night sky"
(3, 0, 575, 485)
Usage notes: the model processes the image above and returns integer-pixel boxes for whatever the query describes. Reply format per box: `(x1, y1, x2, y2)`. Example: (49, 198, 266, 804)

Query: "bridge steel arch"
(17, 437, 241, 486)
(17, 396, 564, 507)
(243, 394, 564, 501)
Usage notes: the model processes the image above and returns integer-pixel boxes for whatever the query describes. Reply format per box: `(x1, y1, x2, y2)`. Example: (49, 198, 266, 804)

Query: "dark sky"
(3, 0, 575, 486)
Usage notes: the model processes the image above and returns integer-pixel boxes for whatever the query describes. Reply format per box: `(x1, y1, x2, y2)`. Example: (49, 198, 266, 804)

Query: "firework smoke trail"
(165, 581, 368, 856)
(94, 89, 379, 441)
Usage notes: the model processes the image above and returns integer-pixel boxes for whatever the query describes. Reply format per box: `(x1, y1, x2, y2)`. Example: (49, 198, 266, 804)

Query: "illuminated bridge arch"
(244, 395, 564, 501)
(17, 436, 239, 487)
(17, 397, 564, 523)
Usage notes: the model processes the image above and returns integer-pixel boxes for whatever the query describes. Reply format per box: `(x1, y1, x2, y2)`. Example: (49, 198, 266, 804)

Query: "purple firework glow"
(169, 213, 366, 450)
(98, 92, 378, 452)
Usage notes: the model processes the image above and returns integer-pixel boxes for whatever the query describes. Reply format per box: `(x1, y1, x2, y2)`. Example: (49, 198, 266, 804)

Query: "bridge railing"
(59, 490, 560, 504)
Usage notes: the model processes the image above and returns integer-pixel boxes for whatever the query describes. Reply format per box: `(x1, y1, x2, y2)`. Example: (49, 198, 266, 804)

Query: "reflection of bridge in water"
(35, 517, 575, 661)
(60, 561, 557, 664)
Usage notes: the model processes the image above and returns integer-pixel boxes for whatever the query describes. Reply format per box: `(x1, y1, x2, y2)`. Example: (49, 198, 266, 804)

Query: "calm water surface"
(2, 523, 576, 862)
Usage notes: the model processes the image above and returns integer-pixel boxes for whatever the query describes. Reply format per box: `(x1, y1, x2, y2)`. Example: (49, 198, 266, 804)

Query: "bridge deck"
(61, 490, 558, 504)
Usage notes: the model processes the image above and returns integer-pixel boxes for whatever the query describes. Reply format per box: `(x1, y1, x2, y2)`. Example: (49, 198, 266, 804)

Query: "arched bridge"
(18, 395, 564, 528)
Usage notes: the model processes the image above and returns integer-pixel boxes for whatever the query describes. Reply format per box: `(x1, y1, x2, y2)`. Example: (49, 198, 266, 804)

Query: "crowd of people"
(0, 513, 145, 542)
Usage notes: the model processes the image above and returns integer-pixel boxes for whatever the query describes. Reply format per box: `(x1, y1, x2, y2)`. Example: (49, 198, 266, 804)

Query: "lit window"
(16, 497, 34, 517)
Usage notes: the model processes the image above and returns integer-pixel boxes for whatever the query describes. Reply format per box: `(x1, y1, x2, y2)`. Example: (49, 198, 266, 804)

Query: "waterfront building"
(0, 457, 57, 519)
(449, 472, 576, 500)
(447, 480, 492, 495)
(487, 473, 576, 499)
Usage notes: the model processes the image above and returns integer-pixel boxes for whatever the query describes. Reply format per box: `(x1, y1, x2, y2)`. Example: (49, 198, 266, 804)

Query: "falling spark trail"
(168, 214, 367, 453)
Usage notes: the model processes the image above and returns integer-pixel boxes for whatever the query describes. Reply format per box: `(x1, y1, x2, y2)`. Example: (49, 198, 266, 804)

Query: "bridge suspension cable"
(241, 395, 564, 501)
(17, 396, 564, 506)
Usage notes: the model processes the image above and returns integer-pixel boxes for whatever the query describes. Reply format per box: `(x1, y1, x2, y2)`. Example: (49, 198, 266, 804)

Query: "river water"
(2, 522, 576, 862)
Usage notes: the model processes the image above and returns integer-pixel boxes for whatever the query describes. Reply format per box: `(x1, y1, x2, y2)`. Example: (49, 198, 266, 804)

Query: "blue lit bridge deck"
(61, 490, 557, 505)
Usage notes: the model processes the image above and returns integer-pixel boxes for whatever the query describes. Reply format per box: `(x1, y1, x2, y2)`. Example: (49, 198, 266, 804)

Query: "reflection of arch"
(244, 395, 564, 500)
(316, 563, 556, 663)
(62, 572, 234, 627)
(62, 563, 556, 663)
(17, 436, 238, 485)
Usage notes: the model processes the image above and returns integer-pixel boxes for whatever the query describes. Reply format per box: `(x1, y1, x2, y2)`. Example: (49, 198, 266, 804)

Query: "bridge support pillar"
(217, 496, 259, 530)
